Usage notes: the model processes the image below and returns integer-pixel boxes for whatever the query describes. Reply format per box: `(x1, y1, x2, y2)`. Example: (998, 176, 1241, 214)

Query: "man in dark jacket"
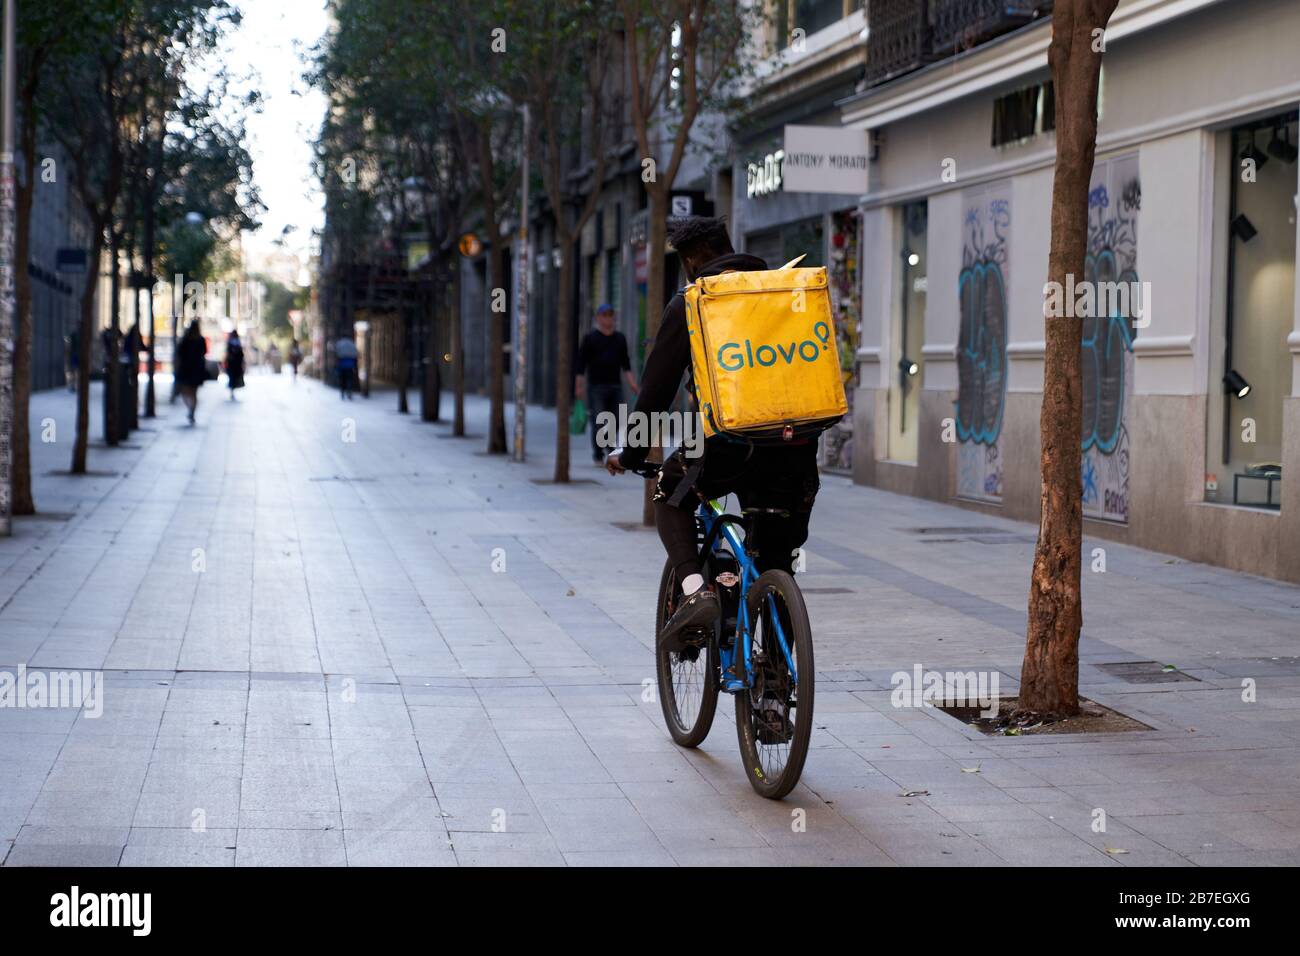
(575, 303, 638, 463)
(607, 216, 820, 646)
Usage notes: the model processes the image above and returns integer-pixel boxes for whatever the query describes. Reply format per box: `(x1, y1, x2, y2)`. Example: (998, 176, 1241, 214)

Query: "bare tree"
(522, 1, 621, 482)
(1020, 0, 1121, 718)
(620, 0, 751, 518)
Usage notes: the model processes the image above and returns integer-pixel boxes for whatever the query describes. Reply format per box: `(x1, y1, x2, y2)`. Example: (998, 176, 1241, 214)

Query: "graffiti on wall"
(820, 209, 860, 473)
(1081, 155, 1140, 523)
(956, 186, 1011, 501)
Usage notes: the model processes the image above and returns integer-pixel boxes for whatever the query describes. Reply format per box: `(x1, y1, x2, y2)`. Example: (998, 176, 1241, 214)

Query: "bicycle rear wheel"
(655, 559, 719, 747)
(734, 570, 815, 799)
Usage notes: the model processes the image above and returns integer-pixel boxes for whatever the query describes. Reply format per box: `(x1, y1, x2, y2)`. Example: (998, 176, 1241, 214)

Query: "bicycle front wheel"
(734, 570, 815, 799)
(655, 559, 719, 748)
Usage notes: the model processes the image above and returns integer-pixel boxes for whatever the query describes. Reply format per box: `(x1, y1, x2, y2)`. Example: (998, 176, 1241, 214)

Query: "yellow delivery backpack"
(683, 258, 848, 442)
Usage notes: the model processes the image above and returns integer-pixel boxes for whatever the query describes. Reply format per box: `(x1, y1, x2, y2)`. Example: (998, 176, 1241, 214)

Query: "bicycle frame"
(696, 498, 799, 694)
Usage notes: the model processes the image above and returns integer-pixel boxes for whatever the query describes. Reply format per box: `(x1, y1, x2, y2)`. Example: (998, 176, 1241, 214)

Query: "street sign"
(671, 194, 693, 217)
(781, 125, 871, 196)
(56, 247, 87, 274)
(458, 233, 481, 258)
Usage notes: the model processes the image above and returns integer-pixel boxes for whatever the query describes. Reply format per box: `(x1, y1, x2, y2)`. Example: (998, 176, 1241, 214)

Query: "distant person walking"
(575, 303, 637, 464)
(175, 320, 208, 425)
(288, 339, 303, 380)
(335, 336, 359, 400)
(225, 331, 246, 401)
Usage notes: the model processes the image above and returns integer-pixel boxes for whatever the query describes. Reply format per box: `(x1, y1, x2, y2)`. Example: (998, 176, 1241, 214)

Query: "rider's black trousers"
(654, 438, 820, 582)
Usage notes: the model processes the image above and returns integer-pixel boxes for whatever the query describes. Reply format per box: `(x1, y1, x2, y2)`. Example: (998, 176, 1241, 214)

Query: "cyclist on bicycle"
(606, 216, 820, 650)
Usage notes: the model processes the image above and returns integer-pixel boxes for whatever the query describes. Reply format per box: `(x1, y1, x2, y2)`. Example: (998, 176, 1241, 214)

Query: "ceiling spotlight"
(1223, 369, 1251, 399)
(898, 357, 919, 376)
(1230, 213, 1258, 243)
(1240, 130, 1269, 170)
(1267, 125, 1298, 164)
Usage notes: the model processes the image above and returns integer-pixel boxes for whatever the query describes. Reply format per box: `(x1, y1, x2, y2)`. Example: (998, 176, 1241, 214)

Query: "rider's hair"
(667, 215, 734, 262)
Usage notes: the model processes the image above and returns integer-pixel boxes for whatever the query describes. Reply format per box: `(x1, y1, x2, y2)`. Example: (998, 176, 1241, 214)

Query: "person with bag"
(606, 216, 845, 645)
(224, 331, 246, 400)
(575, 303, 637, 464)
(175, 320, 208, 425)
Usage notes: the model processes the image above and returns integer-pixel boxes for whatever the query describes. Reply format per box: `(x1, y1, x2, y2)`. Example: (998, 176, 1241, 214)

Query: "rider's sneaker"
(659, 589, 720, 654)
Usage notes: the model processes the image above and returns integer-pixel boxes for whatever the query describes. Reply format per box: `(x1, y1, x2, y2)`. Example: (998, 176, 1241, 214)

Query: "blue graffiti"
(955, 260, 1008, 445)
(1081, 249, 1137, 453)
(1081, 456, 1099, 504)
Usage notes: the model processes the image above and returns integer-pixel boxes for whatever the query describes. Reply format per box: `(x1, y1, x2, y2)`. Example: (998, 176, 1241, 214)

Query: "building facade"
(846, 0, 1300, 582)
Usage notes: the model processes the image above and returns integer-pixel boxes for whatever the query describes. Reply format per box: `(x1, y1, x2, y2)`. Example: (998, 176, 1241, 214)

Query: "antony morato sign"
(781, 125, 870, 196)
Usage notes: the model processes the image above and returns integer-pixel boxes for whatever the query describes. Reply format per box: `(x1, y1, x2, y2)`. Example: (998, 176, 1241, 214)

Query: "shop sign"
(782, 125, 870, 196)
(747, 149, 784, 198)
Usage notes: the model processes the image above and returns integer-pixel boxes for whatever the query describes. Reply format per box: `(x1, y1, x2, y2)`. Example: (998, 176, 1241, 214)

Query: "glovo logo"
(717, 321, 833, 373)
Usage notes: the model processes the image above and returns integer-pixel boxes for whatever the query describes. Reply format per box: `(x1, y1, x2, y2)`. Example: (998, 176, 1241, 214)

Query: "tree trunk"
(71, 230, 105, 475)
(105, 231, 121, 446)
(397, 307, 409, 414)
(640, 189, 668, 524)
(553, 245, 575, 482)
(422, 276, 439, 421)
(485, 238, 507, 453)
(452, 258, 465, 436)
(143, 177, 157, 418)
(11, 105, 37, 515)
(1019, 0, 1119, 718)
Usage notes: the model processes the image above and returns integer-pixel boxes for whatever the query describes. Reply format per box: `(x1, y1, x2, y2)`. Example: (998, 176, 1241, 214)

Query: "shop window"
(889, 201, 927, 463)
(991, 81, 1055, 148)
(776, 0, 852, 50)
(1206, 111, 1298, 509)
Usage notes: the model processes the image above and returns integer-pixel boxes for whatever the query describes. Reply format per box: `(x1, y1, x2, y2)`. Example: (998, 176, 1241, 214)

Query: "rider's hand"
(605, 452, 625, 475)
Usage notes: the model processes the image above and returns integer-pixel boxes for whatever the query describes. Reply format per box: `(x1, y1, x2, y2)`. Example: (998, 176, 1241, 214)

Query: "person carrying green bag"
(569, 397, 588, 435)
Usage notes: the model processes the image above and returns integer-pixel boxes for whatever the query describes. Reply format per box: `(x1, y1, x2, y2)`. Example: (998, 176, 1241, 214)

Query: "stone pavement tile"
(593, 748, 704, 783)
(4, 843, 124, 867)
(651, 824, 771, 853)
(979, 835, 1118, 867)
(239, 782, 341, 813)
(1184, 848, 1300, 866)
(26, 790, 140, 829)
(564, 847, 677, 866)
(343, 828, 456, 866)
(42, 760, 150, 793)
(133, 787, 240, 829)
(120, 845, 235, 866)
(532, 796, 663, 853)
(241, 810, 344, 830)
(436, 798, 545, 835)
(126, 826, 237, 847)
(234, 828, 347, 867)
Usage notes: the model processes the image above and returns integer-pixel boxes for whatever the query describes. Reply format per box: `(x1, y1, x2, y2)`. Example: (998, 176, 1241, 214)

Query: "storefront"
(731, 119, 866, 473)
(842, 0, 1300, 583)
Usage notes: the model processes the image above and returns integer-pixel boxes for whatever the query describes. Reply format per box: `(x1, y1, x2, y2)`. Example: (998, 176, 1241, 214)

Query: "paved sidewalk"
(2, 373, 1298, 866)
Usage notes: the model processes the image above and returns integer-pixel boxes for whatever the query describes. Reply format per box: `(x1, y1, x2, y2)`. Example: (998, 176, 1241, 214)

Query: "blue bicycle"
(630, 462, 815, 800)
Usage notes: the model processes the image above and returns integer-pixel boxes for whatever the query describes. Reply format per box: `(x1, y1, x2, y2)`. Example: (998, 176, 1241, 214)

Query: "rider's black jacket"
(619, 252, 768, 470)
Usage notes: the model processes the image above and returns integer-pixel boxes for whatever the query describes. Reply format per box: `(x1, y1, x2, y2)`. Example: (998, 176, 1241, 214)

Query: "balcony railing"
(864, 0, 1054, 89)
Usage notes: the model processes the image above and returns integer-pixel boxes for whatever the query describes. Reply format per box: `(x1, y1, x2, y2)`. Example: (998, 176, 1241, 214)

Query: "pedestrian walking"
(575, 303, 638, 464)
(175, 320, 208, 425)
(335, 335, 359, 400)
(65, 328, 79, 392)
(225, 331, 246, 401)
(288, 339, 303, 380)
